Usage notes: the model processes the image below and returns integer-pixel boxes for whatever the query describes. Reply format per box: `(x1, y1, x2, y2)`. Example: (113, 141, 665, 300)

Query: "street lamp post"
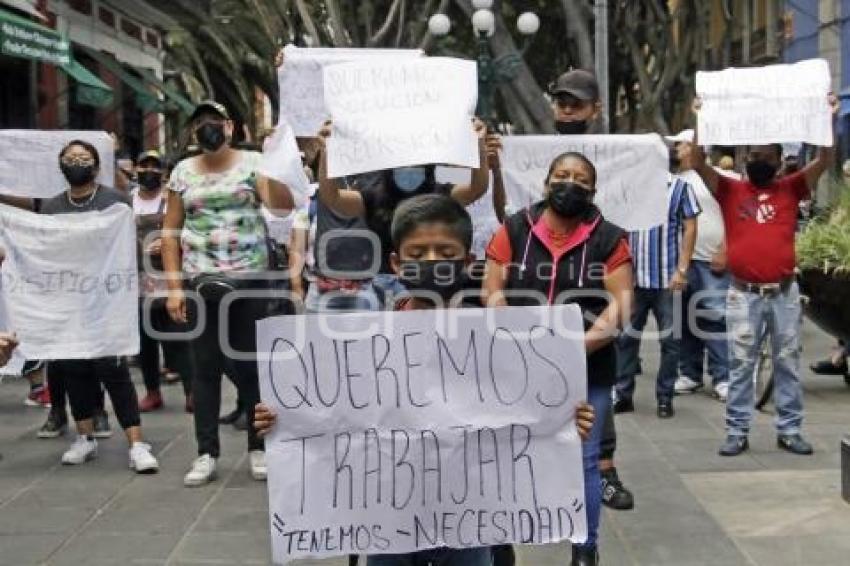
(428, 0, 539, 129)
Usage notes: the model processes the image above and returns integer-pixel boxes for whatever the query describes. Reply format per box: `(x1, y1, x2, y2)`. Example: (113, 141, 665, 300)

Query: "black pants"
(139, 302, 193, 396)
(47, 364, 104, 417)
(50, 357, 140, 429)
(188, 293, 267, 457)
(600, 401, 616, 460)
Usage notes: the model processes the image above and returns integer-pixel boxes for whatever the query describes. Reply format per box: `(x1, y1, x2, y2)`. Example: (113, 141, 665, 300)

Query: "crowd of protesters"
(0, 61, 841, 566)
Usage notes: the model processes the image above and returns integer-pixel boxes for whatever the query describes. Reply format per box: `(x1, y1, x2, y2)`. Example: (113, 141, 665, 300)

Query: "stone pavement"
(0, 319, 848, 566)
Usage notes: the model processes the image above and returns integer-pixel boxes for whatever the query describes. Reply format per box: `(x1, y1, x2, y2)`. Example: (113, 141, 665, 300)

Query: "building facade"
(0, 0, 193, 159)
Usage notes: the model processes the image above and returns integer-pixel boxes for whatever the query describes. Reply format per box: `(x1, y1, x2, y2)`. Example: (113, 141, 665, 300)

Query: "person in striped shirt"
(614, 173, 701, 418)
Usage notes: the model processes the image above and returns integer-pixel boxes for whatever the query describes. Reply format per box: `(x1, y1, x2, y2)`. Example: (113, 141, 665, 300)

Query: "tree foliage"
(149, 0, 729, 137)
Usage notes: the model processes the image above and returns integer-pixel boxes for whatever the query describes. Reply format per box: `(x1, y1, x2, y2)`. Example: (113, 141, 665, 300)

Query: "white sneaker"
(184, 454, 217, 487)
(714, 382, 729, 402)
(674, 376, 703, 394)
(249, 450, 267, 481)
(129, 442, 159, 474)
(61, 435, 97, 465)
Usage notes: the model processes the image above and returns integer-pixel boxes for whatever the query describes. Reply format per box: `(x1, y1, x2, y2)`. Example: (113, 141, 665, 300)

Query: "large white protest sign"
(0, 130, 115, 198)
(278, 45, 423, 137)
(259, 305, 588, 563)
(0, 204, 139, 359)
(500, 135, 669, 231)
(324, 57, 480, 178)
(696, 59, 833, 146)
(436, 166, 500, 260)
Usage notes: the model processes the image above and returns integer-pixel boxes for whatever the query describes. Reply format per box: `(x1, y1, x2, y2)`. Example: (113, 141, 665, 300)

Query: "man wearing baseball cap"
(549, 69, 606, 135)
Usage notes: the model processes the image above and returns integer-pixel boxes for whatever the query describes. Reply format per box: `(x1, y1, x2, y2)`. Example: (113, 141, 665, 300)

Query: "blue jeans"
(366, 547, 491, 566)
(680, 261, 730, 386)
(616, 288, 680, 402)
(576, 383, 611, 551)
(726, 282, 804, 436)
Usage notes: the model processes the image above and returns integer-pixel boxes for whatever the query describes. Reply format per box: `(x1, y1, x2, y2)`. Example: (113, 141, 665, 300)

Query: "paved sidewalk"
(0, 320, 848, 565)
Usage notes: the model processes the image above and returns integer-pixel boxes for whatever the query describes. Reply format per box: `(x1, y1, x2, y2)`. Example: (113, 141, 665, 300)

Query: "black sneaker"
(601, 467, 634, 510)
(571, 545, 599, 566)
(719, 435, 749, 456)
(37, 410, 68, 439)
(613, 397, 634, 414)
(92, 411, 113, 439)
(657, 400, 675, 419)
(777, 434, 813, 455)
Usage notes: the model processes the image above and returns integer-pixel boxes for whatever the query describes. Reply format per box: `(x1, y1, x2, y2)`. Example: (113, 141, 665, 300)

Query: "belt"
(731, 277, 793, 297)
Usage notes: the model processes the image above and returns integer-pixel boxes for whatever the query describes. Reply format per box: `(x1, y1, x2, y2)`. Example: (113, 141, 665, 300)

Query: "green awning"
(0, 7, 70, 65)
(78, 45, 161, 112)
(135, 67, 195, 116)
(59, 59, 113, 108)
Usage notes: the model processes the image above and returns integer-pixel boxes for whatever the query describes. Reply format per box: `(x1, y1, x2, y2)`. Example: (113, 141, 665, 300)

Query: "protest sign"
(696, 58, 833, 146)
(435, 166, 500, 260)
(259, 305, 588, 563)
(0, 130, 115, 198)
(500, 135, 669, 231)
(259, 119, 311, 208)
(0, 203, 139, 359)
(278, 45, 422, 137)
(324, 57, 480, 178)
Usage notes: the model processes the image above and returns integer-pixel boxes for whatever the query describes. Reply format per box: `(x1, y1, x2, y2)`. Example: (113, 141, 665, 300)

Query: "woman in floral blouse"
(161, 101, 295, 487)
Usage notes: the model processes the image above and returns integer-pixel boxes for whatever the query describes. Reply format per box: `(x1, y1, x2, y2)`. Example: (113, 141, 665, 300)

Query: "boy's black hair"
(59, 139, 101, 168)
(545, 151, 597, 186)
(391, 194, 473, 253)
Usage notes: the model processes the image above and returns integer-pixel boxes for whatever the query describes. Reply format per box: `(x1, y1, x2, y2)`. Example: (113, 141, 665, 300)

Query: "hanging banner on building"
(324, 57, 479, 178)
(0, 130, 115, 199)
(696, 58, 833, 146)
(259, 305, 588, 563)
(500, 135, 669, 231)
(0, 203, 139, 360)
(278, 45, 423, 137)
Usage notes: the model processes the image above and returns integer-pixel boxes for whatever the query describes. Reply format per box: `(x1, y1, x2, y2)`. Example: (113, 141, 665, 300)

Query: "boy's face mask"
(398, 259, 467, 302)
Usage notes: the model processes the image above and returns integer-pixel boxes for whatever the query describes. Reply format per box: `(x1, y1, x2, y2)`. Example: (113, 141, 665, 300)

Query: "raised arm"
(316, 122, 365, 218)
(690, 98, 721, 194)
(450, 118, 489, 206)
(802, 93, 840, 191)
(486, 133, 507, 222)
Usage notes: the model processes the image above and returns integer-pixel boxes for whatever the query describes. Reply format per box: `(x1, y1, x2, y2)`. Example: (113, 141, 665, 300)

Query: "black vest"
(503, 202, 625, 387)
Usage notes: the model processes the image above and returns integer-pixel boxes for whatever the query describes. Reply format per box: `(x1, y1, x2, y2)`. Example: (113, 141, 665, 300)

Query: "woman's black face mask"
(196, 123, 227, 152)
(547, 181, 595, 218)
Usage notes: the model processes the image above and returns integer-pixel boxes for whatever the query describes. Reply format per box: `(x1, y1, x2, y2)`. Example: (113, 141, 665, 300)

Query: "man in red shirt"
(691, 95, 838, 456)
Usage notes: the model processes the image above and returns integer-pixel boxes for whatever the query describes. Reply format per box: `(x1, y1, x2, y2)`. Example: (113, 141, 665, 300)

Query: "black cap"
(549, 69, 600, 101)
(136, 150, 162, 166)
(189, 100, 230, 122)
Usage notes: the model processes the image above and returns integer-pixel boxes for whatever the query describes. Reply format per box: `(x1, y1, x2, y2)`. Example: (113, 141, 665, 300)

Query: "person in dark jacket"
(483, 152, 633, 566)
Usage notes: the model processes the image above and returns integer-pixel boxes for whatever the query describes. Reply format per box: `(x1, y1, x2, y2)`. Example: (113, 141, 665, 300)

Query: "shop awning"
(135, 67, 195, 116)
(78, 45, 162, 113)
(59, 59, 113, 108)
(0, 6, 69, 65)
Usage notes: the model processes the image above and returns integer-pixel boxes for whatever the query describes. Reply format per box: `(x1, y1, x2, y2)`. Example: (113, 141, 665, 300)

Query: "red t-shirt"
(716, 171, 809, 283)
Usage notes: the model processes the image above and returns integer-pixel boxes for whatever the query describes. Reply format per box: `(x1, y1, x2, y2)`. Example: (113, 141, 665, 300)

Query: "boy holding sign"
(691, 93, 838, 457)
(255, 194, 595, 564)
